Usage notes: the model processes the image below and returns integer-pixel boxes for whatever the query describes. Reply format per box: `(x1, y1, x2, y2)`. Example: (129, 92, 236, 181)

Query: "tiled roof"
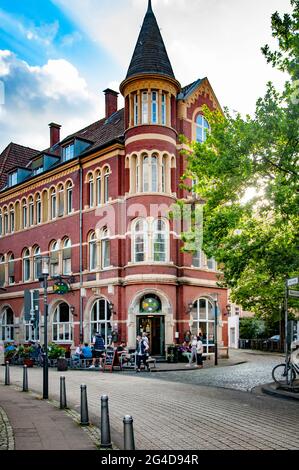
(178, 79, 203, 99)
(0, 143, 39, 189)
(126, 0, 175, 80)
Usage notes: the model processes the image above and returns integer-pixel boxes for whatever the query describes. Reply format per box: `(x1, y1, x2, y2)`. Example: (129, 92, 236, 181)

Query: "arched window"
(133, 219, 147, 263)
(142, 91, 149, 124)
(0, 255, 5, 287)
(196, 115, 209, 143)
(100, 228, 110, 269)
(1, 308, 14, 341)
(33, 246, 41, 280)
(153, 219, 167, 262)
(23, 248, 31, 281)
(9, 205, 15, 233)
(90, 299, 112, 344)
(22, 199, 27, 229)
(8, 253, 15, 285)
(50, 241, 59, 277)
(88, 173, 94, 207)
(161, 93, 167, 125)
(58, 184, 64, 217)
(104, 168, 109, 204)
(62, 238, 72, 275)
(96, 170, 102, 206)
(151, 156, 158, 192)
(66, 182, 73, 214)
(142, 156, 149, 192)
(3, 207, 8, 234)
(36, 194, 42, 224)
(151, 91, 158, 124)
(50, 189, 56, 219)
(29, 197, 34, 226)
(53, 303, 72, 342)
(191, 298, 215, 354)
(89, 232, 97, 271)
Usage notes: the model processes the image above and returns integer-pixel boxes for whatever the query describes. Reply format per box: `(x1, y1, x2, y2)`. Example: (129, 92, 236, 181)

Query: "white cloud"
(52, 0, 290, 115)
(0, 51, 103, 152)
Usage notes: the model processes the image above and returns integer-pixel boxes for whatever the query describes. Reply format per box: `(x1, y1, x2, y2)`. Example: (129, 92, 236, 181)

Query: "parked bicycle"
(272, 347, 299, 386)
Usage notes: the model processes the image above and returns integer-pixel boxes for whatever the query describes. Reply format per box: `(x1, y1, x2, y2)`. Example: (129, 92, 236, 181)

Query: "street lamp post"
(214, 300, 218, 366)
(41, 256, 50, 400)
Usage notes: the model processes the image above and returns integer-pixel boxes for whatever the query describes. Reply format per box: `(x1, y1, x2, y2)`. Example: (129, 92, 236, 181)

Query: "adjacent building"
(0, 1, 228, 356)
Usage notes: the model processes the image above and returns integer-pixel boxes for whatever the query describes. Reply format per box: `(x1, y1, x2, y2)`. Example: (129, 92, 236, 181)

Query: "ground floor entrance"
(137, 316, 165, 356)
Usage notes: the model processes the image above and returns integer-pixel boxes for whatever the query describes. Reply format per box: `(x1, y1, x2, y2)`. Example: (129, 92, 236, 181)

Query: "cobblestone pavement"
(3, 358, 299, 451)
(0, 406, 14, 450)
(148, 350, 284, 391)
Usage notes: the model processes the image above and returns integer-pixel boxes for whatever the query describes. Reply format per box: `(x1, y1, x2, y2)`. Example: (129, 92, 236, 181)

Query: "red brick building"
(0, 1, 228, 356)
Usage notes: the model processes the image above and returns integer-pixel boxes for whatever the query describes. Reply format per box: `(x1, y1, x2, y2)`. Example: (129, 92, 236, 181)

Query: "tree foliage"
(182, 0, 299, 320)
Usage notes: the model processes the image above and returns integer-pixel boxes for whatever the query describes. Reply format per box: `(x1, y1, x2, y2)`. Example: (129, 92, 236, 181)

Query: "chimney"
(49, 122, 61, 147)
(103, 89, 118, 119)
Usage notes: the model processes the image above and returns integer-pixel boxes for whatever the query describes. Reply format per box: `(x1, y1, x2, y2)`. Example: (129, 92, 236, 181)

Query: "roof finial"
(147, 0, 153, 13)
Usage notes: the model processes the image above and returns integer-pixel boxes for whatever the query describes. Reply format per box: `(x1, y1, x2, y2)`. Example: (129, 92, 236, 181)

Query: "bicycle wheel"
(272, 363, 295, 385)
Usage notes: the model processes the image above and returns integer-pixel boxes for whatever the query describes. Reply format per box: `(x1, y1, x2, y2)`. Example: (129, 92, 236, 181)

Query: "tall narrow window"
(161, 93, 166, 125)
(142, 156, 149, 192)
(0, 255, 5, 287)
(151, 156, 158, 192)
(90, 299, 112, 344)
(33, 246, 41, 280)
(58, 184, 64, 217)
(50, 241, 59, 277)
(192, 250, 202, 268)
(104, 168, 109, 204)
(151, 91, 158, 124)
(88, 174, 94, 207)
(162, 156, 166, 193)
(50, 189, 57, 219)
(0, 211, 2, 236)
(4, 209, 8, 235)
(29, 197, 34, 226)
(89, 232, 97, 271)
(191, 298, 215, 354)
(22, 200, 27, 229)
(96, 171, 102, 206)
(8, 254, 15, 285)
(207, 257, 217, 271)
(134, 220, 147, 263)
(36, 194, 42, 224)
(53, 303, 72, 342)
(23, 248, 31, 282)
(62, 238, 72, 275)
(134, 94, 138, 125)
(153, 219, 167, 262)
(9, 206, 15, 233)
(101, 228, 110, 269)
(1, 308, 14, 341)
(196, 115, 210, 143)
(142, 91, 148, 124)
(66, 182, 73, 214)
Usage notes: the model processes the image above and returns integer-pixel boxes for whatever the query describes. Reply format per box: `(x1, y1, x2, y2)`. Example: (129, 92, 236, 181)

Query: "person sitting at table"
(82, 343, 92, 359)
(117, 341, 127, 352)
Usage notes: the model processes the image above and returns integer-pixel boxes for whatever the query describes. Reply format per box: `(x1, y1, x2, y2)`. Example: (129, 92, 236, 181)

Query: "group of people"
(182, 330, 204, 368)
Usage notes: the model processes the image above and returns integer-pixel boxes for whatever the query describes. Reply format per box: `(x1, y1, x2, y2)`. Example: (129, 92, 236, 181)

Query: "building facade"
(0, 1, 228, 356)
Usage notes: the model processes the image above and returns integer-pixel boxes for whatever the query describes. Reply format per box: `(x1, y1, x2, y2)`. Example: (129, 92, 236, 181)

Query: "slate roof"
(178, 79, 203, 99)
(126, 0, 175, 80)
(0, 143, 39, 190)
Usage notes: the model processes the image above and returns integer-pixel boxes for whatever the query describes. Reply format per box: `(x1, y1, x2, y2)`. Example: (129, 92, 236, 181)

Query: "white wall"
(228, 315, 239, 349)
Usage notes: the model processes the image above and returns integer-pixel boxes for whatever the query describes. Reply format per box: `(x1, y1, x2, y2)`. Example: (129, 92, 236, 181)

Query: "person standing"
(89, 332, 105, 369)
(196, 337, 204, 369)
(187, 335, 198, 367)
(136, 335, 149, 372)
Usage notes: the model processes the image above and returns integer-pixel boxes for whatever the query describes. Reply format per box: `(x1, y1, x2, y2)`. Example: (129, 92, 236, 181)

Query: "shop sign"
(53, 281, 69, 295)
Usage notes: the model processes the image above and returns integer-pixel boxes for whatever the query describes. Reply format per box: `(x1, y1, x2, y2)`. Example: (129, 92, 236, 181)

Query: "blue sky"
(0, 0, 291, 153)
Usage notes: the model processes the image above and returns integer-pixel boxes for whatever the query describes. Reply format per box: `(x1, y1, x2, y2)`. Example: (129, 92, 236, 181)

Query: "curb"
(261, 383, 299, 402)
(0, 406, 15, 450)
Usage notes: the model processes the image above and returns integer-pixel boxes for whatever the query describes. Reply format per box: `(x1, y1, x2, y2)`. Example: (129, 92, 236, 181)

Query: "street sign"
(287, 277, 299, 287)
(289, 290, 299, 298)
(53, 281, 69, 295)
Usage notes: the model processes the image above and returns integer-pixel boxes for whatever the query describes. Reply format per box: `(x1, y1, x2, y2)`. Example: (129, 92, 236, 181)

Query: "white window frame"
(67, 183, 73, 214)
(90, 299, 112, 345)
(161, 93, 166, 125)
(89, 233, 97, 271)
(134, 94, 138, 125)
(191, 298, 215, 354)
(36, 195, 42, 224)
(101, 229, 110, 269)
(1, 308, 14, 342)
(62, 238, 72, 275)
(142, 91, 149, 124)
(196, 115, 210, 143)
(52, 303, 72, 342)
(23, 249, 31, 282)
(153, 219, 167, 262)
(63, 144, 75, 162)
(151, 91, 158, 124)
(8, 254, 15, 285)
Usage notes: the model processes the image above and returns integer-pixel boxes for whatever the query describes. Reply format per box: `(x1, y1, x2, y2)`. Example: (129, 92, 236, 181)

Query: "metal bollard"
(123, 415, 135, 450)
(60, 376, 67, 409)
(22, 365, 28, 392)
(100, 395, 112, 449)
(5, 361, 10, 386)
(80, 384, 89, 426)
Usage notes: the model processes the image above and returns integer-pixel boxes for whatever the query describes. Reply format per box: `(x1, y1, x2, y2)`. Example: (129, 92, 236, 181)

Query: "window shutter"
(0, 264, 5, 286)
(63, 247, 71, 260)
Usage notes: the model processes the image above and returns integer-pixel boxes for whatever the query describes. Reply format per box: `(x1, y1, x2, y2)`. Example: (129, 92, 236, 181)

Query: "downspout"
(79, 164, 84, 342)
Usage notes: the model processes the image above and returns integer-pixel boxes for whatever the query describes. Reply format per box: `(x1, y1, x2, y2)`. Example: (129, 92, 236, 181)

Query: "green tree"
(182, 0, 299, 320)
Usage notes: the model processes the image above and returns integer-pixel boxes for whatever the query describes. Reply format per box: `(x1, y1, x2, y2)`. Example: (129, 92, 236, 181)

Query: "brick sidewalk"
(0, 385, 97, 450)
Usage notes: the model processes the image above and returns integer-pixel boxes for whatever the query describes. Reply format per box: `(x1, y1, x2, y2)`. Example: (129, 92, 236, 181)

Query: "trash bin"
(167, 346, 178, 363)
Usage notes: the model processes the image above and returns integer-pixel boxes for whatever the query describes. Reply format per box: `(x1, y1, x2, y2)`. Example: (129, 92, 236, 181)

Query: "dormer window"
(32, 166, 43, 176)
(63, 143, 75, 162)
(9, 172, 18, 187)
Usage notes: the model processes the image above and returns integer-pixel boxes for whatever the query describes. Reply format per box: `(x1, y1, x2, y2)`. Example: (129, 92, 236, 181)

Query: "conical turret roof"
(126, 0, 175, 80)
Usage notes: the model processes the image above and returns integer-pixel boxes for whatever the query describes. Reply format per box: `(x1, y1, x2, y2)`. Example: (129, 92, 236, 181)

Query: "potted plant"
(18, 345, 35, 367)
(4, 347, 16, 364)
(48, 343, 68, 371)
